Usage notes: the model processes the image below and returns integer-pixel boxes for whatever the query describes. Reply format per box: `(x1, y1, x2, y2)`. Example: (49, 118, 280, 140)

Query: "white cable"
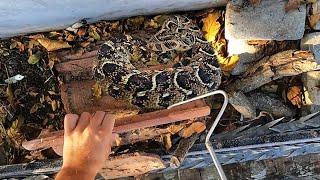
(168, 90, 228, 180)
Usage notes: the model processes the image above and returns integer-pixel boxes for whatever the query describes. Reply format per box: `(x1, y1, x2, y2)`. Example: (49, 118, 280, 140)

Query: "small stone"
(302, 71, 320, 106)
(225, 0, 306, 40)
(228, 39, 264, 75)
(300, 32, 320, 64)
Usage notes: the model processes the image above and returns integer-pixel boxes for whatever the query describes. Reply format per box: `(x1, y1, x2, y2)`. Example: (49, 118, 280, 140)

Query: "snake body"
(94, 15, 221, 109)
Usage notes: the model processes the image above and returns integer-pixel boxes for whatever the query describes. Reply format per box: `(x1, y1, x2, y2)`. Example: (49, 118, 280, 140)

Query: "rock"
(225, 0, 306, 40)
(300, 32, 320, 64)
(310, 1, 320, 30)
(302, 71, 320, 115)
(228, 39, 264, 75)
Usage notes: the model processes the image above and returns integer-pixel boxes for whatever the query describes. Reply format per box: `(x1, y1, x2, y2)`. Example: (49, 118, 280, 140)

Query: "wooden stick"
(170, 133, 200, 168)
(22, 100, 210, 152)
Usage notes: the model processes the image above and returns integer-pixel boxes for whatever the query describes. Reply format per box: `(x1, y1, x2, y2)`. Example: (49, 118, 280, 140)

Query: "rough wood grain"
(226, 50, 317, 93)
(22, 100, 210, 153)
(170, 133, 200, 169)
(99, 153, 165, 179)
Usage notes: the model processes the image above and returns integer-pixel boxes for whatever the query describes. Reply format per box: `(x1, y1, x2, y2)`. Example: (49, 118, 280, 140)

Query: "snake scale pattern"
(94, 15, 221, 109)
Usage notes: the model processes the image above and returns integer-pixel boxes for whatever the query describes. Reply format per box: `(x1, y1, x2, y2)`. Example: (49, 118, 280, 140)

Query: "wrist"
(57, 165, 97, 179)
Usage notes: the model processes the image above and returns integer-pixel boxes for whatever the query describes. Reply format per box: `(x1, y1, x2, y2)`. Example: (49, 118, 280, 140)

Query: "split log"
(99, 153, 165, 179)
(22, 99, 210, 153)
(226, 50, 317, 93)
(228, 90, 256, 119)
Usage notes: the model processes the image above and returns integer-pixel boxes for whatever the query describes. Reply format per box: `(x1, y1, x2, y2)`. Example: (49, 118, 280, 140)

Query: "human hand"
(56, 111, 118, 179)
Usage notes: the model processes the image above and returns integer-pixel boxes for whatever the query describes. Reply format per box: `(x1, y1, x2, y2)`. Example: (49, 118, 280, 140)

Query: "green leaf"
(27, 52, 41, 64)
(89, 30, 100, 40)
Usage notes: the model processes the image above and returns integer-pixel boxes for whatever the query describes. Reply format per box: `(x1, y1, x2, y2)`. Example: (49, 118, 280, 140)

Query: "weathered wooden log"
(226, 50, 317, 118)
(99, 153, 165, 179)
(226, 50, 317, 93)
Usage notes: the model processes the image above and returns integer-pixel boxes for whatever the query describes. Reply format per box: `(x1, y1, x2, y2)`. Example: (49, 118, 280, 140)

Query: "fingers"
(64, 114, 79, 136)
(75, 112, 91, 132)
(101, 114, 116, 134)
(90, 111, 106, 127)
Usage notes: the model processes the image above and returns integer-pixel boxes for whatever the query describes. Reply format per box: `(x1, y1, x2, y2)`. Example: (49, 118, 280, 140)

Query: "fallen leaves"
(37, 38, 71, 51)
(92, 83, 102, 99)
(27, 52, 41, 64)
(286, 0, 317, 12)
(285, 0, 302, 12)
(202, 12, 221, 42)
(309, 14, 320, 28)
(179, 122, 206, 138)
(287, 86, 302, 108)
(202, 11, 238, 74)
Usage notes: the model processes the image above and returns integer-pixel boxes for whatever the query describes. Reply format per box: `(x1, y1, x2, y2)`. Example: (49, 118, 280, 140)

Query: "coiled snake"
(94, 15, 221, 109)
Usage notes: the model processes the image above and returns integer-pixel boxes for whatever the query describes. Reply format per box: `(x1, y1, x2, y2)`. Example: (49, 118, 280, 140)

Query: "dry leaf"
(201, 12, 221, 42)
(27, 52, 41, 64)
(51, 100, 57, 111)
(48, 60, 55, 70)
(307, 0, 318, 3)
(309, 14, 320, 28)
(37, 38, 71, 51)
(285, 0, 302, 12)
(249, 0, 261, 6)
(16, 42, 25, 52)
(80, 41, 91, 48)
(48, 90, 56, 95)
(66, 34, 75, 41)
(6, 85, 15, 109)
(163, 133, 172, 150)
(92, 83, 102, 98)
(77, 28, 87, 37)
(28, 39, 39, 49)
(30, 104, 39, 113)
(179, 122, 206, 138)
(40, 95, 45, 104)
(89, 28, 101, 40)
(287, 86, 302, 108)
(218, 55, 239, 73)
(128, 16, 145, 26)
(144, 19, 160, 29)
(10, 41, 17, 49)
(28, 34, 45, 39)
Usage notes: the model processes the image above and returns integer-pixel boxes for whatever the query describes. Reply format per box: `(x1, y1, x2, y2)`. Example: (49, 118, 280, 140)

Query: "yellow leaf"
(89, 29, 101, 40)
(10, 41, 17, 49)
(309, 14, 320, 28)
(48, 60, 55, 70)
(201, 12, 221, 42)
(16, 41, 25, 52)
(128, 16, 145, 26)
(179, 122, 206, 138)
(28, 39, 39, 49)
(92, 83, 102, 99)
(40, 95, 45, 104)
(217, 55, 239, 72)
(37, 38, 71, 51)
(80, 41, 91, 48)
(307, 0, 317, 3)
(287, 86, 302, 108)
(144, 19, 160, 29)
(27, 52, 41, 64)
(51, 100, 57, 111)
(6, 85, 15, 109)
(48, 90, 56, 95)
